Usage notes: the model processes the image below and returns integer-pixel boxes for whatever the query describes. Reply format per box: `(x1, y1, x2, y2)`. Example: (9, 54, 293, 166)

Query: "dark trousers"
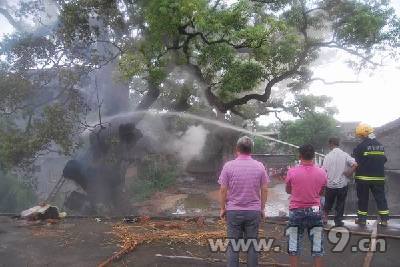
(324, 186, 348, 224)
(226, 210, 261, 267)
(356, 181, 389, 221)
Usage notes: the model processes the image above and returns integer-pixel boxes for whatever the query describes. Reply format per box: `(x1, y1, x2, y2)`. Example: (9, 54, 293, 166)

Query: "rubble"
(20, 204, 66, 221)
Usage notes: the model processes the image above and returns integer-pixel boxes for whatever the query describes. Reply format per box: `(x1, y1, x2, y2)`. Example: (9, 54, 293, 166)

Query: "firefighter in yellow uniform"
(353, 123, 389, 226)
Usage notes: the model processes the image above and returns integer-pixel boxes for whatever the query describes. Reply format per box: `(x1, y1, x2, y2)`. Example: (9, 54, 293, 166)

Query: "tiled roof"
(338, 121, 361, 133)
(376, 118, 400, 135)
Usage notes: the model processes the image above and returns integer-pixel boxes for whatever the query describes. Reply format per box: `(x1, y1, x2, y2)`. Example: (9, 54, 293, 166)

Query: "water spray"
(94, 110, 325, 159)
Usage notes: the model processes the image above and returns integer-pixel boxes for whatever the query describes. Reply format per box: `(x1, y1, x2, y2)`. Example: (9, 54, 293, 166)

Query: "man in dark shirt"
(353, 123, 389, 226)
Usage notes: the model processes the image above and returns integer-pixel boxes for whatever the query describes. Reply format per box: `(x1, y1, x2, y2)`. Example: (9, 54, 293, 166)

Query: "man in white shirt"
(322, 138, 358, 226)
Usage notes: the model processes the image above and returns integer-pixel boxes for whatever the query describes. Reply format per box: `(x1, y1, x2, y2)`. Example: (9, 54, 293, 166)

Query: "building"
(338, 119, 400, 215)
(338, 119, 400, 170)
(337, 121, 361, 155)
(375, 118, 400, 170)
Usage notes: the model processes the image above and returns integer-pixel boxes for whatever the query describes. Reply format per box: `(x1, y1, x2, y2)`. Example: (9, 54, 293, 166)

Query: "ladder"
(46, 176, 66, 203)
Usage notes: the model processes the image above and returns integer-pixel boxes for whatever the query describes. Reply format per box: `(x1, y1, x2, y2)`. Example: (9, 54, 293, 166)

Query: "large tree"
(0, 0, 399, 168)
(123, 0, 399, 115)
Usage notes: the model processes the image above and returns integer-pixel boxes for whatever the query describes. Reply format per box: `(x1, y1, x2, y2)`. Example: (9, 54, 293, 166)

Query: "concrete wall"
(252, 154, 296, 169)
(341, 140, 358, 156)
(377, 129, 400, 170)
(344, 172, 400, 215)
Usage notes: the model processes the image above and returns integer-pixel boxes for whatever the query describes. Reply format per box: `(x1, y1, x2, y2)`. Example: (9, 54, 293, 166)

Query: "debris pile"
(98, 218, 226, 267)
(21, 204, 66, 221)
(97, 217, 288, 267)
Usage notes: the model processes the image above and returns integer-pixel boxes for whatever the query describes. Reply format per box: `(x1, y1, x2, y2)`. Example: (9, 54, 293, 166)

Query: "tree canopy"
(0, 0, 399, 168)
(279, 112, 340, 151)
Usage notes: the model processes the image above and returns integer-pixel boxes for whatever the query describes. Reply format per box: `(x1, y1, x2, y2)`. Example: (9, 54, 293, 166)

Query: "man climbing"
(353, 123, 389, 226)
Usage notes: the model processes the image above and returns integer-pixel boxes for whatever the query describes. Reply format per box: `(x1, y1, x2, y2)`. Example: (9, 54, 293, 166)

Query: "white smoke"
(133, 113, 210, 167)
(171, 125, 209, 166)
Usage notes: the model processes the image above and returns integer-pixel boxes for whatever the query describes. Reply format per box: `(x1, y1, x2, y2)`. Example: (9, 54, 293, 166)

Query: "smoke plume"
(170, 125, 209, 166)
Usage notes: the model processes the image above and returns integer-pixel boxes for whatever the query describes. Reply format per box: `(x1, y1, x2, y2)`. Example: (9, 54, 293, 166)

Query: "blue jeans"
(287, 207, 324, 257)
(226, 210, 261, 267)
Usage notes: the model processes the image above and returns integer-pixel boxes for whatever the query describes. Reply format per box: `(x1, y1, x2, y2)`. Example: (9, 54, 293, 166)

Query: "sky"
(308, 50, 400, 127)
(260, 0, 400, 127)
(0, 1, 399, 127)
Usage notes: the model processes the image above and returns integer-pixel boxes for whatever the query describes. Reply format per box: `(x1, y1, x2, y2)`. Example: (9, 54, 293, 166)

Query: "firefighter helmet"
(355, 123, 374, 138)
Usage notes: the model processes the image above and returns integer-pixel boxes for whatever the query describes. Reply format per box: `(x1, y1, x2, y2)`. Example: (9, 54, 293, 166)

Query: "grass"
(0, 171, 37, 213)
(129, 156, 178, 201)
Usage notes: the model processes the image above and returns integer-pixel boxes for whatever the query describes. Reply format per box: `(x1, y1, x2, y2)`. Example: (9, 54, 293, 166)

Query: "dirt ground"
(2, 172, 400, 266)
(1, 216, 400, 267)
(0, 216, 118, 267)
(129, 175, 290, 218)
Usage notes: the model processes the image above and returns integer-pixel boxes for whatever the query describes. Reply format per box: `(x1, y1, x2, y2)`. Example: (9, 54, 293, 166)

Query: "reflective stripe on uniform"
(357, 210, 368, 216)
(363, 151, 385, 156)
(378, 210, 390, 215)
(355, 175, 385, 181)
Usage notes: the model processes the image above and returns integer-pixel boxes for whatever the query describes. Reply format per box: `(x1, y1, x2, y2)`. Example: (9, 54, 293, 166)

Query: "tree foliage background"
(279, 112, 340, 152)
(0, 0, 399, 170)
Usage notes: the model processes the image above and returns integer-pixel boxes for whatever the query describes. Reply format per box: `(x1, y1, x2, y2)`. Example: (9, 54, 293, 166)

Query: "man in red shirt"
(285, 144, 327, 267)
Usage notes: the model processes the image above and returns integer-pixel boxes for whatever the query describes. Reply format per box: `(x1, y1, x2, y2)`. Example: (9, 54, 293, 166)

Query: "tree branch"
(273, 111, 287, 126)
(94, 76, 104, 128)
(299, 0, 309, 40)
(249, 0, 284, 3)
(213, 1, 380, 114)
(212, 0, 223, 10)
(214, 0, 312, 112)
(308, 78, 361, 85)
(178, 24, 258, 49)
(0, 7, 25, 32)
(222, 51, 308, 111)
(96, 40, 124, 54)
(230, 108, 249, 119)
(158, 2, 367, 117)
(305, 7, 325, 14)
(135, 83, 161, 111)
(317, 43, 383, 66)
(197, 32, 250, 49)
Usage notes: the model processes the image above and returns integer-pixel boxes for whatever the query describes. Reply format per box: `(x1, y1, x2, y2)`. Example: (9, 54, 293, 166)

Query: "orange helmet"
(355, 123, 374, 138)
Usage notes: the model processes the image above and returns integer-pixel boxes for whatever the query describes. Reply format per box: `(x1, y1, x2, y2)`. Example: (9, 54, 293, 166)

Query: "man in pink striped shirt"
(218, 136, 269, 267)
